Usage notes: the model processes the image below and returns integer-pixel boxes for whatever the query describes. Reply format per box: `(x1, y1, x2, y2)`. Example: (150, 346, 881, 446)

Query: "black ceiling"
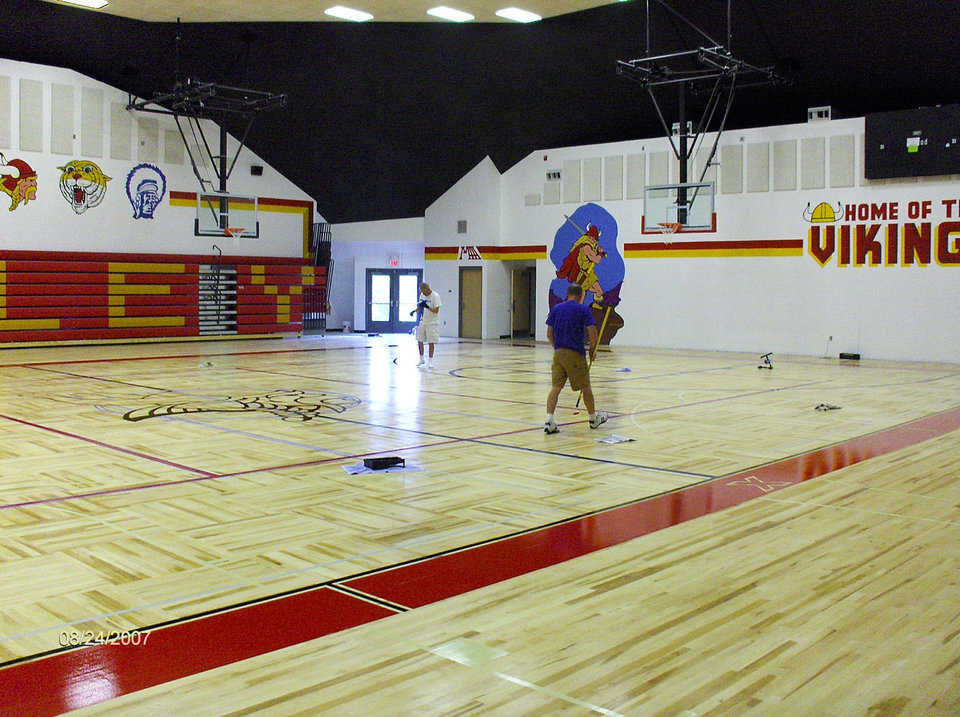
(4, 0, 959, 223)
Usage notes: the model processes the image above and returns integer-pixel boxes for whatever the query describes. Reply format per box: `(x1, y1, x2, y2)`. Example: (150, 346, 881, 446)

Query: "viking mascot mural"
(549, 203, 626, 346)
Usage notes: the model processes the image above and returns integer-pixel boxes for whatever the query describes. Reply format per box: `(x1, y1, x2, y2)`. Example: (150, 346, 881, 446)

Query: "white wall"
(0, 59, 315, 258)
(329, 217, 425, 331)
(496, 118, 960, 363)
(424, 156, 501, 249)
(420, 259, 460, 337)
(423, 157, 502, 338)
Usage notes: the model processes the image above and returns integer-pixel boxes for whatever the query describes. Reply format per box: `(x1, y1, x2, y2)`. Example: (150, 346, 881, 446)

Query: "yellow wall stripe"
(0, 319, 60, 330)
(277, 295, 290, 305)
(109, 306, 125, 317)
(107, 285, 171, 295)
(108, 316, 185, 328)
(108, 296, 125, 306)
(108, 263, 185, 273)
(625, 248, 803, 258)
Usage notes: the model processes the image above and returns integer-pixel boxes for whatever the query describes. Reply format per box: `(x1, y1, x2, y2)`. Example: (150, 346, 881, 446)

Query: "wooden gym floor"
(0, 335, 957, 715)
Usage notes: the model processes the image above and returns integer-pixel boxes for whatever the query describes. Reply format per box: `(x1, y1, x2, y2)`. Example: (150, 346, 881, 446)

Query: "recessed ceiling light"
(324, 5, 374, 22)
(427, 6, 475, 22)
(495, 7, 541, 23)
(58, 0, 109, 8)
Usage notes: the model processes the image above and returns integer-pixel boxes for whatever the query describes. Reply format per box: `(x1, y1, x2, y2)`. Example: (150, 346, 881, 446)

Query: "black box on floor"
(839, 352, 861, 360)
(363, 457, 405, 470)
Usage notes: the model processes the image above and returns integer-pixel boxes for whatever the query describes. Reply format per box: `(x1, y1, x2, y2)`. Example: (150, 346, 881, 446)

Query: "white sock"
(545, 413, 554, 423)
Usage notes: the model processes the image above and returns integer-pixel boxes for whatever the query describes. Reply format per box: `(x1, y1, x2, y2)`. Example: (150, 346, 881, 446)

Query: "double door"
(366, 268, 422, 334)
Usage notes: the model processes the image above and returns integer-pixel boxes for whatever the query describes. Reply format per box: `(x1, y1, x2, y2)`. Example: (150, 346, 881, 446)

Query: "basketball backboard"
(642, 181, 715, 233)
(195, 193, 260, 238)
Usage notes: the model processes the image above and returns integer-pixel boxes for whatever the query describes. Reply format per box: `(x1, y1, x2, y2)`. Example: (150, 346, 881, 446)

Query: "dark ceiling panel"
(4, 0, 958, 223)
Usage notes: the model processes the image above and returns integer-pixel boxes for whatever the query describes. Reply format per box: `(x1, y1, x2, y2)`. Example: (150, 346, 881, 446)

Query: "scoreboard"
(865, 104, 960, 179)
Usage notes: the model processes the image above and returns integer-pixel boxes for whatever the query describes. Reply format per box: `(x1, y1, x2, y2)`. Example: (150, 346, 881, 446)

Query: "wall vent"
(807, 106, 832, 122)
(546, 169, 561, 181)
(457, 220, 467, 234)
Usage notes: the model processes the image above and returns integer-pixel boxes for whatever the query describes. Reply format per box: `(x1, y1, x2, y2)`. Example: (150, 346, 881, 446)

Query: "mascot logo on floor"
(58, 159, 111, 214)
(122, 389, 362, 423)
(549, 203, 626, 345)
(126, 163, 166, 219)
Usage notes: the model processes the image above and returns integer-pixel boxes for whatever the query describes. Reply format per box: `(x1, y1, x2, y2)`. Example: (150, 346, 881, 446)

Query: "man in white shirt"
(415, 282, 442, 368)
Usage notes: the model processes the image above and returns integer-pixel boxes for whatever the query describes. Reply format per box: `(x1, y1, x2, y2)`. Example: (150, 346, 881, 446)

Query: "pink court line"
(0, 339, 474, 370)
(0, 438, 462, 511)
(0, 413, 214, 478)
(4, 406, 959, 714)
(0, 379, 834, 510)
(236, 366, 583, 410)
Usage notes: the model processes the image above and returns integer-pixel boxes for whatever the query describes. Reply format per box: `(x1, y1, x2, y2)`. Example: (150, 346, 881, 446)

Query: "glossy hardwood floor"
(0, 334, 957, 715)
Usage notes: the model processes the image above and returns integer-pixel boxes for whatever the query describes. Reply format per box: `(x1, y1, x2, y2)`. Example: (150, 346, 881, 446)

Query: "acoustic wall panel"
(110, 102, 132, 160)
(830, 134, 855, 188)
(582, 157, 601, 201)
(773, 139, 797, 191)
(164, 129, 184, 164)
(562, 159, 580, 203)
(625, 153, 645, 199)
(648, 151, 670, 186)
(543, 181, 560, 204)
(720, 144, 743, 194)
(694, 144, 717, 184)
(603, 155, 623, 200)
(0, 76, 11, 148)
(137, 117, 159, 162)
(524, 193, 541, 206)
(801, 136, 826, 189)
(746, 142, 770, 192)
(51, 84, 74, 155)
(81, 87, 104, 157)
(19, 79, 43, 152)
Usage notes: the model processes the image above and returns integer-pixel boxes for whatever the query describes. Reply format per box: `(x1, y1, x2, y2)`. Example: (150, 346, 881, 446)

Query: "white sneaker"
(544, 420, 559, 434)
(589, 410, 608, 429)
(416, 357, 426, 367)
(427, 359, 435, 368)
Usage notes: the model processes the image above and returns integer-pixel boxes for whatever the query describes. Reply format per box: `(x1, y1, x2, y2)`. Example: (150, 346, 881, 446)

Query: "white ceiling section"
(44, 0, 621, 23)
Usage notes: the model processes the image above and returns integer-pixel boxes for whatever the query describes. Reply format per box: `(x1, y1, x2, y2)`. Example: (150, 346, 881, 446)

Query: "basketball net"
(657, 222, 681, 244)
(224, 227, 246, 239)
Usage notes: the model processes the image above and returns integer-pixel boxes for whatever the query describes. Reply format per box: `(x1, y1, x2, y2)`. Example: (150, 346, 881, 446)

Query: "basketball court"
(1, 0, 959, 713)
(1, 335, 958, 713)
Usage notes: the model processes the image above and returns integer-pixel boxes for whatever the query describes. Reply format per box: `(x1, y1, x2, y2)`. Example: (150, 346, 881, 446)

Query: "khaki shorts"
(552, 348, 590, 391)
(416, 323, 440, 344)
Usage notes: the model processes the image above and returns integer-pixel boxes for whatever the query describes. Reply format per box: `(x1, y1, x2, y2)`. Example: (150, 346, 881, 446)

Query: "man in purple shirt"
(544, 284, 608, 434)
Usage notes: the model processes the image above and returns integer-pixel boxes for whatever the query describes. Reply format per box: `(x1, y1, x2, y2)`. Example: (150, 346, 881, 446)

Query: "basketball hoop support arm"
(126, 79, 285, 200)
(616, 0, 790, 220)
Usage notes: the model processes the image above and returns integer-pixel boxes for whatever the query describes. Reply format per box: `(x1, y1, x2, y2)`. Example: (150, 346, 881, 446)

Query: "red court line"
(1, 590, 394, 717)
(2, 405, 958, 712)
(343, 404, 960, 607)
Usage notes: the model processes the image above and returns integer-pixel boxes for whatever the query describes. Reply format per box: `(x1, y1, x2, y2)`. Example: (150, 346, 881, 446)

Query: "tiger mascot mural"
(57, 160, 111, 214)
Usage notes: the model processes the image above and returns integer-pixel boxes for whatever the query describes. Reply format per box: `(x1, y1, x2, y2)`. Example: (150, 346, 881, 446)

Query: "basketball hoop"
(224, 227, 246, 239)
(657, 222, 681, 244)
